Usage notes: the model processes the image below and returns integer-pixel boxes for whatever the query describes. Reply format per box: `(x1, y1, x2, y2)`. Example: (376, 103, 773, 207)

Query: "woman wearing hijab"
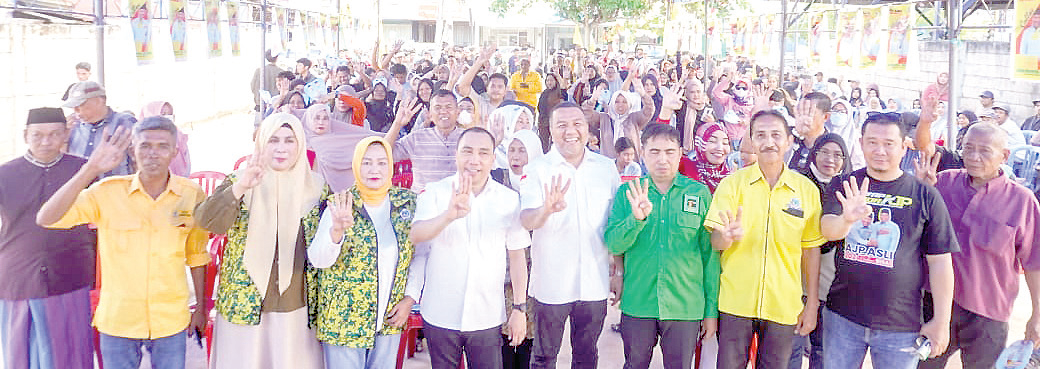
(302, 104, 379, 192)
(848, 87, 864, 107)
(488, 105, 535, 169)
(364, 80, 396, 133)
(307, 137, 417, 368)
(589, 77, 655, 158)
(826, 99, 865, 170)
(537, 73, 568, 149)
(140, 101, 190, 177)
(678, 122, 732, 193)
(491, 130, 543, 191)
(956, 110, 980, 151)
(197, 112, 327, 369)
(568, 65, 601, 107)
(789, 132, 851, 369)
(642, 74, 664, 121)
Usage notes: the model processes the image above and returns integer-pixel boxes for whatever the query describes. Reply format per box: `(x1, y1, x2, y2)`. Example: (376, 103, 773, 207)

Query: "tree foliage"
(491, 0, 650, 27)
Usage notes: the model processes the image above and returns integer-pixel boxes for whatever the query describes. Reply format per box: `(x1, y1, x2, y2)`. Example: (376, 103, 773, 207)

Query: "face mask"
(733, 89, 749, 98)
(599, 91, 611, 105)
(830, 112, 848, 126)
(161, 114, 176, 123)
(457, 111, 473, 126)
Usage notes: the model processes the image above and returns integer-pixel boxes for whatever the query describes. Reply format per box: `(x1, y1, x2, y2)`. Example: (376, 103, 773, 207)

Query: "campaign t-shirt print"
(842, 192, 911, 268)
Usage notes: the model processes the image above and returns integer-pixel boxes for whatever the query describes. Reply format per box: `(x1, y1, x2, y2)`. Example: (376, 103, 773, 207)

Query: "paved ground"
(133, 112, 1027, 368)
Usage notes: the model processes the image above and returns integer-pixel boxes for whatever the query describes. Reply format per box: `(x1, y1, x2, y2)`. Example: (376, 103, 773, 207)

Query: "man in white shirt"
(993, 105, 1027, 147)
(520, 102, 622, 369)
(400, 127, 531, 369)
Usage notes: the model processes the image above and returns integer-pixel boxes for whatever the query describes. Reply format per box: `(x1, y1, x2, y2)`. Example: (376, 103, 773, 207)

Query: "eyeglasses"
(816, 149, 846, 161)
(864, 111, 902, 124)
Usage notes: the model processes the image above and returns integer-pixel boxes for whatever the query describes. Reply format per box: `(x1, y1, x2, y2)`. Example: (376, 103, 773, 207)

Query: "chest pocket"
(105, 217, 142, 252)
(969, 216, 1016, 254)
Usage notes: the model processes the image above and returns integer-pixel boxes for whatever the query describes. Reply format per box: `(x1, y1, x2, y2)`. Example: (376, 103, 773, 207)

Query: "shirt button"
(40, 266, 47, 272)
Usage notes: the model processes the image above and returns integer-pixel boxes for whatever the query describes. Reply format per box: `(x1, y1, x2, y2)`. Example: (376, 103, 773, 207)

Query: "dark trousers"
(530, 299, 607, 369)
(502, 336, 532, 369)
(423, 320, 503, 369)
(920, 300, 1008, 369)
(717, 312, 797, 369)
(620, 314, 701, 369)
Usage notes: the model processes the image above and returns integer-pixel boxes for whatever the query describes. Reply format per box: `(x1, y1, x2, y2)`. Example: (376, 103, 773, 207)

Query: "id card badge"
(683, 194, 699, 214)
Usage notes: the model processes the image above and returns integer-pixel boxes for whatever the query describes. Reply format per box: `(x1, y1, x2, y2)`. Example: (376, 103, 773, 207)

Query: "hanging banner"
(836, 10, 859, 68)
(732, 18, 744, 55)
(809, 12, 825, 67)
(1013, 0, 1040, 80)
(748, 17, 759, 58)
(762, 14, 776, 62)
(129, 0, 153, 64)
(169, 0, 187, 61)
(860, 7, 882, 68)
(228, 1, 240, 56)
(331, 15, 341, 51)
(276, 8, 287, 51)
(887, 4, 911, 70)
(205, 0, 222, 57)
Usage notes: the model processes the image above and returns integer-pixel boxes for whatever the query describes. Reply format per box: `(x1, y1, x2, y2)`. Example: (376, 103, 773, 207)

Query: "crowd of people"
(4, 39, 1040, 369)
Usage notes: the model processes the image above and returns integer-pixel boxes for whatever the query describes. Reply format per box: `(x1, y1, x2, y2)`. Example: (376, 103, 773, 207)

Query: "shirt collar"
(546, 146, 591, 169)
(961, 168, 1010, 192)
(24, 152, 62, 168)
(128, 172, 182, 197)
(746, 162, 796, 190)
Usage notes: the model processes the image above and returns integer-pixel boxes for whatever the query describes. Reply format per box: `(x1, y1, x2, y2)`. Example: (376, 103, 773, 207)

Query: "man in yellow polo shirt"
(509, 58, 542, 109)
(705, 110, 824, 369)
(37, 117, 210, 369)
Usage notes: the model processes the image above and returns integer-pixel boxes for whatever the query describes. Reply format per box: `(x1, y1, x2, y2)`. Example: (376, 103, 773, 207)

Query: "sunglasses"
(735, 86, 748, 91)
(864, 111, 902, 123)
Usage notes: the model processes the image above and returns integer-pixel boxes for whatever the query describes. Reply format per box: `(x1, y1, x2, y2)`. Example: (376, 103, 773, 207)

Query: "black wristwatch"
(512, 303, 528, 313)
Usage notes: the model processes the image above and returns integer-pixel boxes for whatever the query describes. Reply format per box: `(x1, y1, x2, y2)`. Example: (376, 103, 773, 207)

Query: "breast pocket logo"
(782, 198, 804, 218)
(683, 194, 699, 213)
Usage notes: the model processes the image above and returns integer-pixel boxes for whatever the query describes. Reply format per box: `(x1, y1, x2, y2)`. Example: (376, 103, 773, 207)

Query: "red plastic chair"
(202, 234, 228, 359)
(620, 175, 640, 182)
(233, 155, 250, 170)
(392, 160, 414, 189)
(189, 171, 227, 196)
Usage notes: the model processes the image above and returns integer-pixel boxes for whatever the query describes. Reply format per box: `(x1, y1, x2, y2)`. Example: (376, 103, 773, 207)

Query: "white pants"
(209, 308, 324, 369)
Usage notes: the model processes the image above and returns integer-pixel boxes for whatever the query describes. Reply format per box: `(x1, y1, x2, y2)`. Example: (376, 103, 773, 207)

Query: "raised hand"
(717, 207, 744, 244)
(328, 191, 355, 242)
(393, 96, 422, 125)
(232, 149, 268, 198)
(542, 174, 572, 214)
(920, 94, 939, 125)
(479, 42, 497, 61)
(660, 84, 685, 110)
(392, 40, 405, 53)
(752, 84, 772, 104)
(914, 150, 942, 185)
(84, 125, 132, 175)
(445, 174, 472, 221)
(837, 177, 872, 223)
(625, 178, 653, 221)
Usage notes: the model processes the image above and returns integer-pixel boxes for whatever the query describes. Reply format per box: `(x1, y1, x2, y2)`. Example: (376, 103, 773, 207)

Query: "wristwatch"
(512, 303, 528, 313)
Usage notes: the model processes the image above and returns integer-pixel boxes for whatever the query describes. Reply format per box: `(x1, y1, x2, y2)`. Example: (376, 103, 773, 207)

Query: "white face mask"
(457, 110, 473, 126)
(733, 89, 749, 98)
(830, 112, 849, 126)
(161, 114, 176, 123)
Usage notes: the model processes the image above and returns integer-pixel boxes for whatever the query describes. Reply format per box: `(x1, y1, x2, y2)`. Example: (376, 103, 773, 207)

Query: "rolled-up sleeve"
(194, 178, 241, 235)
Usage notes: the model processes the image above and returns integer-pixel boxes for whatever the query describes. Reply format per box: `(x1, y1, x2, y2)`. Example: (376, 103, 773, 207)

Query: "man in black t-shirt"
(819, 113, 959, 369)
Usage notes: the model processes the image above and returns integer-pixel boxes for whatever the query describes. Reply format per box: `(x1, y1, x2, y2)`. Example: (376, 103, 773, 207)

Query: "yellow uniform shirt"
(509, 71, 543, 108)
(47, 174, 211, 339)
(704, 164, 825, 325)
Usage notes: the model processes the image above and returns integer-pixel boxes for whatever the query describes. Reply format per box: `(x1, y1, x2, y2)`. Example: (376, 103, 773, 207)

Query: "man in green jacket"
(605, 123, 721, 369)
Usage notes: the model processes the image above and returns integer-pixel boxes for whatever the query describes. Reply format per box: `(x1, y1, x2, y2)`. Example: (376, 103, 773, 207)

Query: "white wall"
(0, 17, 271, 160)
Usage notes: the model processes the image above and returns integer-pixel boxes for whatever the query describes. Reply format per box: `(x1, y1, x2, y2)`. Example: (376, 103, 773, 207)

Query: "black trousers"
(620, 314, 701, 369)
(529, 299, 607, 369)
(920, 300, 1008, 369)
(502, 336, 533, 369)
(717, 312, 797, 369)
(423, 320, 503, 369)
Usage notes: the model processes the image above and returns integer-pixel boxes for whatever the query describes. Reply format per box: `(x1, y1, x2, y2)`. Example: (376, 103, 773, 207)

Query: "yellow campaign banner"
(276, 8, 287, 51)
(205, 0, 222, 57)
(228, 2, 240, 56)
(836, 10, 859, 68)
(129, 0, 153, 64)
(169, 0, 187, 61)
(860, 7, 882, 68)
(809, 11, 825, 67)
(1014, 0, 1040, 80)
(887, 4, 911, 70)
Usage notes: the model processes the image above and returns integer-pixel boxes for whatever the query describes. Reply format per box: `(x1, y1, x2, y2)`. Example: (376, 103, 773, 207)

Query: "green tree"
(491, 0, 651, 46)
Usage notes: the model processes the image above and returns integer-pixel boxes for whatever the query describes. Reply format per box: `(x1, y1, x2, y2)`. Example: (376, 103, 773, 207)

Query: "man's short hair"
(749, 110, 794, 136)
(861, 111, 908, 137)
(296, 58, 312, 67)
(277, 71, 295, 80)
(75, 62, 91, 71)
(431, 89, 458, 103)
(390, 64, 408, 76)
(459, 126, 495, 146)
(265, 50, 278, 63)
(641, 123, 680, 145)
(550, 101, 582, 123)
(964, 122, 1009, 149)
(615, 137, 635, 153)
(335, 65, 350, 74)
(133, 116, 179, 141)
(488, 73, 509, 86)
(803, 92, 832, 113)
